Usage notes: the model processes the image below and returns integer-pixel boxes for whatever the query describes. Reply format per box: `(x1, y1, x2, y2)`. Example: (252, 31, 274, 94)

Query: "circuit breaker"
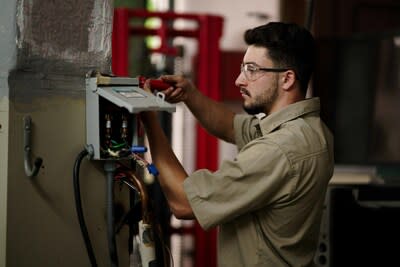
(85, 74, 175, 160)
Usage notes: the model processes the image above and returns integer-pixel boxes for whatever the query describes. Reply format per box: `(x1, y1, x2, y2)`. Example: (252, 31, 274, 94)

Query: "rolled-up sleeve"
(183, 139, 295, 230)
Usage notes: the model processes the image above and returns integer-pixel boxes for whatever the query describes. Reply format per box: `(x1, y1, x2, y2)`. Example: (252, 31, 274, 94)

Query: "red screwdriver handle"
(138, 76, 173, 91)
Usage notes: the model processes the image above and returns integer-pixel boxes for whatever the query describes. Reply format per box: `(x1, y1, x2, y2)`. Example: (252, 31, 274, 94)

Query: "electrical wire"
(155, 222, 174, 267)
(104, 161, 119, 267)
(130, 152, 159, 179)
(116, 170, 150, 223)
(119, 170, 173, 266)
(111, 139, 128, 149)
(73, 149, 98, 267)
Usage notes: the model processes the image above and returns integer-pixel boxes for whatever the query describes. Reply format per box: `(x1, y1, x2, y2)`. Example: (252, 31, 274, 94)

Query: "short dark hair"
(244, 22, 316, 94)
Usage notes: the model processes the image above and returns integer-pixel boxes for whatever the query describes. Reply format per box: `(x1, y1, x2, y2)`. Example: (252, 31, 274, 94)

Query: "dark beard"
(243, 79, 279, 115)
(243, 104, 265, 115)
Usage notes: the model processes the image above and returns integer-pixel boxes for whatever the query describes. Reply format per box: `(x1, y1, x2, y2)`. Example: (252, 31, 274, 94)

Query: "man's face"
(235, 45, 280, 115)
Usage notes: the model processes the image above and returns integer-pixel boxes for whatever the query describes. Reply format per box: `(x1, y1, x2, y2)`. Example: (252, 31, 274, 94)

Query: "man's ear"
(281, 70, 296, 91)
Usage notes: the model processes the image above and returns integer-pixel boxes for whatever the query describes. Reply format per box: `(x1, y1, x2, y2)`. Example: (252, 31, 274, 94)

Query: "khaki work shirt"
(184, 98, 334, 267)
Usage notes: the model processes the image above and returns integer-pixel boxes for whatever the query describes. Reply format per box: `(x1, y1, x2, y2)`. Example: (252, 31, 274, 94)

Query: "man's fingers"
(165, 88, 184, 103)
(160, 75, 176, 83)
(163, 87, 175, 96)
(142, 80, 152, 93)
(169, 87, 182, 98)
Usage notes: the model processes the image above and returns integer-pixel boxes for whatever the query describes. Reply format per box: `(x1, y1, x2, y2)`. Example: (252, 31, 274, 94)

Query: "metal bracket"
(23, 116, 43, 177)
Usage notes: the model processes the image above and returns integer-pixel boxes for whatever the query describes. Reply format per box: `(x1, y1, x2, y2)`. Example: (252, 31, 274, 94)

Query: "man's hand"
(160, 75, 197, 103)
(161, 74, 235, 144)
(139, 77, 194, 219)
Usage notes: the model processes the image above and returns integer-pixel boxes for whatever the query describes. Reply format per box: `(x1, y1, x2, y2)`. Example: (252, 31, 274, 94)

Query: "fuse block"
(85, 74, 175, 160)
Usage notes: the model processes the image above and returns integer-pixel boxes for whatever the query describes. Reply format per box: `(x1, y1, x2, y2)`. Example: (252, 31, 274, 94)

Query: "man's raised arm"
(161, 75, 236, 144)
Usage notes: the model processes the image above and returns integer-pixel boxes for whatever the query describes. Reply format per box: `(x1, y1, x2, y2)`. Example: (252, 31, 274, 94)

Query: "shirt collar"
(257, 97, 321, 135)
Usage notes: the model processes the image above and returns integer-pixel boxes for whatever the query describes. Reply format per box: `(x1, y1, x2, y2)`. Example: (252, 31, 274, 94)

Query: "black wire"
(106, 167, 119, 267)
(73, 149, 98, 267)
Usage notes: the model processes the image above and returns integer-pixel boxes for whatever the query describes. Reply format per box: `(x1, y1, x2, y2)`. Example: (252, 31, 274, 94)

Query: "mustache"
(240, 88, 250, 96)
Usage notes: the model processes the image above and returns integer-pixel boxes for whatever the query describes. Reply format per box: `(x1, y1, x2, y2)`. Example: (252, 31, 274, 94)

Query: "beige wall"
(6, 85, 130, 266)
(1, 0, 131, 266)
(0, 0, 17, 266)
(0, 95, 9, 267)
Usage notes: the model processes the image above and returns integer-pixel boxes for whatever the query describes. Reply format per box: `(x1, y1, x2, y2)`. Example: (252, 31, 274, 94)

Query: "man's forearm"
(185, 89, 236, 144)
(141, 111, 194, 219)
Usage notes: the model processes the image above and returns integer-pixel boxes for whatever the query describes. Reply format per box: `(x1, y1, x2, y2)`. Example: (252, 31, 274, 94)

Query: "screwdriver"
(138, 76, 174, 91)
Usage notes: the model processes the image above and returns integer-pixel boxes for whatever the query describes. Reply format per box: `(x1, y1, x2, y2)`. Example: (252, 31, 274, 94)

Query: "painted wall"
(2, 0, 131, 266)
(0, 1, 17, 266)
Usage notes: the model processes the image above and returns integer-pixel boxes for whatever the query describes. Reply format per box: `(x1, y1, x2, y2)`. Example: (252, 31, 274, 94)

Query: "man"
(141, 22, 334, 267)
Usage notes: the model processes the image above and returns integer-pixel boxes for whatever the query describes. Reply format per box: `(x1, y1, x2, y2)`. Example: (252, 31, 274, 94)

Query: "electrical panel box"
(86, 74, 175, 160)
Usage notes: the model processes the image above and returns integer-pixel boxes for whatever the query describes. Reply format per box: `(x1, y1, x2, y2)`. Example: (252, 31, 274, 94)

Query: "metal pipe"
(104, 161, 118, 267)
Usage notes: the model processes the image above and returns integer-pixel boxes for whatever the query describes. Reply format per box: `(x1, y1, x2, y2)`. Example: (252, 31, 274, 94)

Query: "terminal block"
(86, 74, 175, 160)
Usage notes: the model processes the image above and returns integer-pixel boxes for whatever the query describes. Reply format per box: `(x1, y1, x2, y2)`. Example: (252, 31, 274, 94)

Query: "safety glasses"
(240, 63, 289, 81)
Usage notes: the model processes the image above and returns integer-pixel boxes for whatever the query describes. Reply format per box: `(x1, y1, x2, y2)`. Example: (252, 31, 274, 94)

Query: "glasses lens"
(241, 63, 260, 81)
